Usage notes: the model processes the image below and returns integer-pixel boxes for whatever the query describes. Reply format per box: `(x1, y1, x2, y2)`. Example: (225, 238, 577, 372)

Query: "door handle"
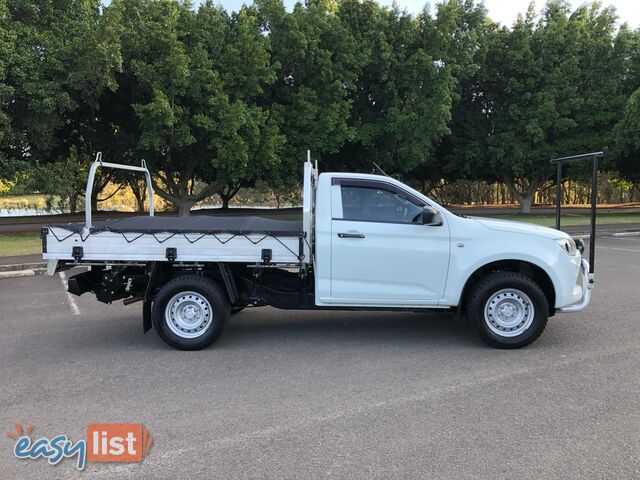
(337, 232, 365, 239)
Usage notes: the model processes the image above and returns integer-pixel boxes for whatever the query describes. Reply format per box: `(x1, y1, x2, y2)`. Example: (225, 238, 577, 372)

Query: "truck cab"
(308, 167, 590, 347)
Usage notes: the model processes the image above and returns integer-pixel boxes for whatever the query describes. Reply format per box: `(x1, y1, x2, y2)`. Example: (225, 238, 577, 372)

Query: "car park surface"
(1, 235, 639, 479)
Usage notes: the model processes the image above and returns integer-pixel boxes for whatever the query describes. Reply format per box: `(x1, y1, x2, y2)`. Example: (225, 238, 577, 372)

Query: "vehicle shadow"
(217, 308, 479, 351)
(62, 308, 481, 353)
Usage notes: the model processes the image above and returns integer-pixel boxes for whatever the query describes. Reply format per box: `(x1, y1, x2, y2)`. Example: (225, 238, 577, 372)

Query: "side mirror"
(421, 206, 443, 226)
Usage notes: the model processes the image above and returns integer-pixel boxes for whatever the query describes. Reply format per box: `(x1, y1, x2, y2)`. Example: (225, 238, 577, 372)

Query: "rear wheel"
(152, 275, 229, 350)
(466, 272, 548, 349)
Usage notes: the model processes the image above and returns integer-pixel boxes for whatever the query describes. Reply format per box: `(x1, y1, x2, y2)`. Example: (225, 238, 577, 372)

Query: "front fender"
(440, 226, 579, 308)
(443, 251, 562, 306)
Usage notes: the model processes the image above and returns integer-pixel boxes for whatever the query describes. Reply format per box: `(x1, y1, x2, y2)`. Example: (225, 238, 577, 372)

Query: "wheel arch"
(165, 263, 241, 306)
(458, 259, 556, 316)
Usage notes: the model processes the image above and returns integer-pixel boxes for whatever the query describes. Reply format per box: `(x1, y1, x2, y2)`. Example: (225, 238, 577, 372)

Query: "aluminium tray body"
(42, 215, 309, 264)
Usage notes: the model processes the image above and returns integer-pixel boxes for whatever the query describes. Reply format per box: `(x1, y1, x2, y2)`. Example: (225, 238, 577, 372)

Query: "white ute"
(43, 154, 593, 350)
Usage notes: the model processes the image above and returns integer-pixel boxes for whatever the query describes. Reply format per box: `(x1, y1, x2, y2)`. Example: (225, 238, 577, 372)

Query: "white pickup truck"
(42, 155, 593, 350)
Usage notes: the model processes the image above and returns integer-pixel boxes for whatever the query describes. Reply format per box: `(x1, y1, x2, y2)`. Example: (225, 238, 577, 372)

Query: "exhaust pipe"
(123, 296, 143, 306)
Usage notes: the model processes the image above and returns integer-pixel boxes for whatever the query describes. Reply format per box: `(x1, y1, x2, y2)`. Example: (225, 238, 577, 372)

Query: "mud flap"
(143, 262, 163, 333)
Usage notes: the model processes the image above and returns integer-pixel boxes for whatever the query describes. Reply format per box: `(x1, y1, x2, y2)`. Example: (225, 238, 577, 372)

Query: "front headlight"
(555, 237, 577, 256)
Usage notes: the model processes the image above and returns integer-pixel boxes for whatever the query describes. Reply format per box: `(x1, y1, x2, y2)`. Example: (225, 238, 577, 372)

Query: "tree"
(0, 0, 17, 182)
(611, 27, 640, 193)
(117, 0, 282, 214)
(257, 0, 359, 192)
(2, 0, 123, 212)
(417, 0, 495, 188)
(2, 0, 638, 213)
(325, 0, 454, 176)
(612, 88, 640, 191)
(478, 1, 585, 212)
(57, 0, 124, 212)
(31, 148, 87, 212)
(563, 3, 628, 180)
(456, 0, 631, 212)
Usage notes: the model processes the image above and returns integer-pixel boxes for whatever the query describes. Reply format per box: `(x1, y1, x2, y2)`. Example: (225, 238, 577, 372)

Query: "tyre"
(466, 271, 548, 349)
(152, 275, 229, 350)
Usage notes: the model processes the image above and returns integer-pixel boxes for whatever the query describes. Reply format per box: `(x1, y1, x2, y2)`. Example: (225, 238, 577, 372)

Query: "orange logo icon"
(86, 423, 152, 463)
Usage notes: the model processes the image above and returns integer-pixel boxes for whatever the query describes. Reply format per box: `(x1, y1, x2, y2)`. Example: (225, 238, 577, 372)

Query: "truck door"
(329, 179, 450, 305)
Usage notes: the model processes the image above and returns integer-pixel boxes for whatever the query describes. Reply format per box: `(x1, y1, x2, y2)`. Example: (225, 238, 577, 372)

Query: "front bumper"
(557, 259, 593, 313)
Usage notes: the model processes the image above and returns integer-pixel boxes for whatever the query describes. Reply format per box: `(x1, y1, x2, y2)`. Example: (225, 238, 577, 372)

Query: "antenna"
(372, 162, 389, 177)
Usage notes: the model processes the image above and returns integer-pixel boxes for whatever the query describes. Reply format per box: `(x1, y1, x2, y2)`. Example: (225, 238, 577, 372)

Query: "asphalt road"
(1, 235, 639, 479)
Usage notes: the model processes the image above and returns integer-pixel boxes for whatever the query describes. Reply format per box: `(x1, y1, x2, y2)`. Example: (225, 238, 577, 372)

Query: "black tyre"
(466, 271, 548, 349)
(152, 275, 229, 350)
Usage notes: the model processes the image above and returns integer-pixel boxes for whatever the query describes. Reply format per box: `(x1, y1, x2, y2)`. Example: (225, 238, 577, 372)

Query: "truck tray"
(43, 215, 308, 264)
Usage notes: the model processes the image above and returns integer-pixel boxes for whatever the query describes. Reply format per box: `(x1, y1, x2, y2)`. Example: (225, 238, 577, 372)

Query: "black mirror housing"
(421, 206, 443, 226)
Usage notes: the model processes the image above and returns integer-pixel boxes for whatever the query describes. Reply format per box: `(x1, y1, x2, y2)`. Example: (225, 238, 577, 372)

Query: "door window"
(340, 185, 424, 224)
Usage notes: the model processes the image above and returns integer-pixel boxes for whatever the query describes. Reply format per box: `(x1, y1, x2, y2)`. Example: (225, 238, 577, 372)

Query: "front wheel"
(466, 272, 549, 349)
(152, 275, 230, 350)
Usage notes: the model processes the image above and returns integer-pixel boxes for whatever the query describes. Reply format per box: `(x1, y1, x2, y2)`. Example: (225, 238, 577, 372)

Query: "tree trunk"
(218, 184, 240, 210)
(176, 198, 193, 216)
(128, 180, 147, 212)
(150, 167, 220, 217)
(503, 174, 539, 214)
(136, 196, 145, 212)
(519, 193, 533, 214)
(89, 173, 113, 212)
(134, 190, 146, 213)
(69, 194, 78, 214)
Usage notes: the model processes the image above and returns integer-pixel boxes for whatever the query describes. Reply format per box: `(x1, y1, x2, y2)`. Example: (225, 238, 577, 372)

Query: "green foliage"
(0, 0, 639, 214)
(0, 178, 12, 194)
(0, 0, 15, 173)
(117, 0, 282, 213)
(1, 0, 123, 206)
(610, 28, 640, 189)
(424, 0, 494, 182)
(2, 0, 118, 156)
(328, 0, 454, 174)
(447, 1, 633, 211)
(484, 2, 583, 199)
(613, 88, 640, 186)
(257, 0, 360, 190)
(30, 148, 88, 213)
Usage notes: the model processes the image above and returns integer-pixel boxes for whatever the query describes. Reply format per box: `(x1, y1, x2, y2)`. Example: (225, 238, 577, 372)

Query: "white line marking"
(59, 271, 81, 315)
(597, 247, 640, 254)
(0, 269, 35, 278)
(611, 232, 640, 237)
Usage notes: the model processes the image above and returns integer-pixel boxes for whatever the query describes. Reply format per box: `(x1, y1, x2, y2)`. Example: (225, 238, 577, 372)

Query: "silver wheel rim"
(165, 291, 213, 339)
(484, 288, 535, 338)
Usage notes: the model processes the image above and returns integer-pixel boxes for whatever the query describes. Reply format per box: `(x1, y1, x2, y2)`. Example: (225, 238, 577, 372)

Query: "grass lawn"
(490, 212, 640, 226)
(0, 233, 41, 257)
